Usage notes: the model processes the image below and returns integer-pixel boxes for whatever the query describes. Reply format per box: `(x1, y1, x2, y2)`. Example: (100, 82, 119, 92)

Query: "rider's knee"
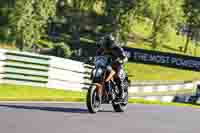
(106, 65, 112, 72)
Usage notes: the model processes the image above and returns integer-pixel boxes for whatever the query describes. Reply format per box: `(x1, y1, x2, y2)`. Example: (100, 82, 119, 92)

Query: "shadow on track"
(0, 104, 88, 114)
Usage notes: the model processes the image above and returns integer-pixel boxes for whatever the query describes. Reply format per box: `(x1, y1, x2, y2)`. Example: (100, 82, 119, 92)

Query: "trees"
(101, 0, 185, 48)
(0, 0, 14, 44)
(10, 0, 57, 51)
(103, 0, 142, 43)
(183, 0, 200, 53)
(56, 0, 99, 47)
(0, 0, 199, 56)
(144, 0, 184, 48)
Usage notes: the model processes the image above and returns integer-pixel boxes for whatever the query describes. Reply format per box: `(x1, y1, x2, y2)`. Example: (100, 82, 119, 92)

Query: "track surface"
(0, 102, 200, 133)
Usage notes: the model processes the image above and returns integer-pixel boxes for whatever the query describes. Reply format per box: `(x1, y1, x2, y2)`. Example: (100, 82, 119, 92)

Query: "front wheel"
(86, 85, 101, 113)
(112, 80, 129, 112)
(112, 91, 128, 112)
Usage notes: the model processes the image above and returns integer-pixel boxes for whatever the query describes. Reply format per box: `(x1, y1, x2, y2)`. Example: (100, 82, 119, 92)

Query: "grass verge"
(128, 98, 200, 108)
(0, 84, 86, 102)
(0, 84, 199, 109)
(125, 62, 200, 81)
(129, 89, 195, 97)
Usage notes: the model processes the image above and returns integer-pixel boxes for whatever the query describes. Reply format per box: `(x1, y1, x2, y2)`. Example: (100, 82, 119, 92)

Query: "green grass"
(131, 18, 152, 38)
(0, 84, 200, 109)
(127, 37, 200, 57)
(0, 84, 86, 101)
(128, 98, 200, 108)
(125, 21, 200, 81)
(125, 62, 200, 81)
(1, 84, 195, 101)
(129, 89, 195, 97)
(128, 19, 200, 57)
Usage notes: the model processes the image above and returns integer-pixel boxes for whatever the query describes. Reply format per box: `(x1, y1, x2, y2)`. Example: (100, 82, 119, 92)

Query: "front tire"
(86, 85, 101, 113)
(112, 81, 128, 112)
(112, 91, 128, 112)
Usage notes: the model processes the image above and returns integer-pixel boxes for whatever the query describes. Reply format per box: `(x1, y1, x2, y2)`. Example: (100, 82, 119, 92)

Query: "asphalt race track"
(0, 102, 200, 133)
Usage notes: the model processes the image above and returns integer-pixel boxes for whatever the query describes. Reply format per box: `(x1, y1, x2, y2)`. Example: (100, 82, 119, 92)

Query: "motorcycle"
(86, 55, 129, 113)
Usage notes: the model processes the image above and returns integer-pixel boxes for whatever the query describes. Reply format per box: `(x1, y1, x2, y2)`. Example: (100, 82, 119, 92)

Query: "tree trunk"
(16, 35, 24, 51)
(184, 24, 192, 53)
(184, 34, 190, 53)
(71, 20, 80, 48)
(151, 1, 161, 49)
(152, 17, 159, 49)
(194, 41, 197, 56)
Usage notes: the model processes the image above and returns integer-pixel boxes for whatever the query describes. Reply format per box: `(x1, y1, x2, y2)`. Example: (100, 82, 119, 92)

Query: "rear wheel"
(86, 85, 101, 113)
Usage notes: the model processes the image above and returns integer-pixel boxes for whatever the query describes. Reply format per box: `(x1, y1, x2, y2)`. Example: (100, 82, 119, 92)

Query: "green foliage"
(10, 0, 57, 50)
(59, 0, 99, 46)
(103, 0, 139, 42)
(184, 0, 200, 25)
(0, 4, 14, 44)
(53, 42, 72, 58)
(37, 39, 54, 48)
(183, 0, 200, 53)
(144, 0, 185, 48)
(0, 0, 200, 57)
(65, 0, 98, 10)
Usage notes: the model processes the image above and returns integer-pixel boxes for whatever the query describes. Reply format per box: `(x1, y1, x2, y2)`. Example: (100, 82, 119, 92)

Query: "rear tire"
(86, 85, 101, 113)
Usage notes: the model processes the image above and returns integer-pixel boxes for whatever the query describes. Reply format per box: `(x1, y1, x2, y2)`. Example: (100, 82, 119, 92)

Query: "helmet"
(102, 34, 115, 49)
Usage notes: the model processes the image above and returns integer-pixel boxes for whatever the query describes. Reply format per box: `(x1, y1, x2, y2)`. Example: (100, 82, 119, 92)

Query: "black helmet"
(102, 34, 115, 49)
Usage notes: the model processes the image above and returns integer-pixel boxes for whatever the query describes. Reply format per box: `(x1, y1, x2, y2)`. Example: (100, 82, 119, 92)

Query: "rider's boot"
(97, 93, 103, 110)
(97, 93, 102, 104)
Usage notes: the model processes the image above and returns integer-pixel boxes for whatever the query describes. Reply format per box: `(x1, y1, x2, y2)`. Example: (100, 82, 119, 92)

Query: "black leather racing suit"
(96, 44, 128, 99)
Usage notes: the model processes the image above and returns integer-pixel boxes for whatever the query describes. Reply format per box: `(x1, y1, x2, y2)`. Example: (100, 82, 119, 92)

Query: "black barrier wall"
(69, 43, 200, 72)
(123, 47, 200, 72)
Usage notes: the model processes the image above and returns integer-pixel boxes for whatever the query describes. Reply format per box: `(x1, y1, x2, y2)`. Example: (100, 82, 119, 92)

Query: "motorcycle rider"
(96, 34, 128, 102)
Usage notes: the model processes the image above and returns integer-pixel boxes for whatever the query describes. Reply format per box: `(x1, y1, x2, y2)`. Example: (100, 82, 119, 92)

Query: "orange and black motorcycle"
(86, 55, 129, 113)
